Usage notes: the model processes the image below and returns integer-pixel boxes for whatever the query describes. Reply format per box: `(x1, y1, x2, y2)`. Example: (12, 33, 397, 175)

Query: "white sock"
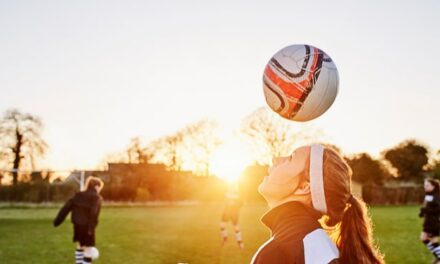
(428, 242, 440, 258)
(235, 227, 244, 248)
(220, 222, 228, 241)
(75, 249, 84, 264)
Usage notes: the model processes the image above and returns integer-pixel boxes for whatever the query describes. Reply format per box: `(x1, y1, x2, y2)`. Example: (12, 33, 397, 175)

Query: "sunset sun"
(210, 139, 253, 183)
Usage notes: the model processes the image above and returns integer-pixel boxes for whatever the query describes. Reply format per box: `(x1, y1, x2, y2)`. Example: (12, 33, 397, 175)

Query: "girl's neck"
(267, 195, 312, 210)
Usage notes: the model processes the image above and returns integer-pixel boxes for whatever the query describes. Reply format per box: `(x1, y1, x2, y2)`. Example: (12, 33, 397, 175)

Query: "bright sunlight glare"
(210, 138, 253, 183)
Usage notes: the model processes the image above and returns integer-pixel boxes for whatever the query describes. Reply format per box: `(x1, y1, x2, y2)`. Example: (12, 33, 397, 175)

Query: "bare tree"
(0, 146, 8, 166)
(185, 119, 222, 176)
(99, 137, 158, 169)
(135, 119, 222, 174)
(126, 137, 153, 164)
(240, 107, 323, 165)
(153, 130, 186, 171)
(0, 109, 48, 185)
(99, 119, 223, 175)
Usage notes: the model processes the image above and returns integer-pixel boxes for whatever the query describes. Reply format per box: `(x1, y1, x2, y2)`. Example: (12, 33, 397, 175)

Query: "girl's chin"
(258, 179, 267, 195)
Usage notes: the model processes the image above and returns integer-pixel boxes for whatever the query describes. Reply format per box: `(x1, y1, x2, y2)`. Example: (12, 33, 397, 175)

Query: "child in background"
(419, 178, 440, 263)
(54, 176, 104, 264)
(220, 185, 244, 249)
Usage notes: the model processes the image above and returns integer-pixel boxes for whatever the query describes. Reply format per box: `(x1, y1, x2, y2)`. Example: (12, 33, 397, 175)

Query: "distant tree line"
(346, 139, 436, 185)
(99, 118, 222, 176)
(0, 107, 439, 204)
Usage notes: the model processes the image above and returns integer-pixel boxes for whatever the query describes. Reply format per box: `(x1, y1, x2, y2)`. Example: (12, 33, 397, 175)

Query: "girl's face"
(95, 185, 103, 193)
(258, 146, 310, 201)
(424, 180, 435, 192)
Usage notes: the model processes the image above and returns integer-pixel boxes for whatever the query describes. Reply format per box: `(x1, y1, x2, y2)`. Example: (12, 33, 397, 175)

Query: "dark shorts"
(423, 218, 440, 237)
(73, 224, 95, 246)
(424, 228, 440, 238)
(221, 210, 239, 225)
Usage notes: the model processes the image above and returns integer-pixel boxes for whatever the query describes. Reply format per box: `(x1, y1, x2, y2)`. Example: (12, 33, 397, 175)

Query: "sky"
(0, 0, 439, 172)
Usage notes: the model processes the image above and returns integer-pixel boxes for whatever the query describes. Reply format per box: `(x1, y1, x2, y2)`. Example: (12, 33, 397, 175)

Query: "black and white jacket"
(252, 201, 339, 264)
(420, 191, 440, 231)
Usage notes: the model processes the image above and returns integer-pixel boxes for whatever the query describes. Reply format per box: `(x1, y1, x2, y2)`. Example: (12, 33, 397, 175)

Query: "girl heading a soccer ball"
(251, 144, 384, 264)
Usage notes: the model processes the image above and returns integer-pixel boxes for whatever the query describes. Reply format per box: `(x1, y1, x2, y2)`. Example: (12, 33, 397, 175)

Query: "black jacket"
(53, 189, 102, 232)
(419, 192, 440, 230)
(252, 201, 339, 264)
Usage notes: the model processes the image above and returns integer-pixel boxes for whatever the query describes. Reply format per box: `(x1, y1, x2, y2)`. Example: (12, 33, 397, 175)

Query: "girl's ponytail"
(337, 195, 384, 264)
(318, 147, 384, 263)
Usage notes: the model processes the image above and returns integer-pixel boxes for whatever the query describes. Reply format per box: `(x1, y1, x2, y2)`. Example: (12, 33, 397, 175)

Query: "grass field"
(0, 204, 432, 264)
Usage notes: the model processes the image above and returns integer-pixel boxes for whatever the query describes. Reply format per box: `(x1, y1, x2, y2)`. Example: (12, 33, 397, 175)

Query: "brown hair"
(85, 176, 104, 192)
(321, 147, 384, 264)
(425, 178, 440, 194)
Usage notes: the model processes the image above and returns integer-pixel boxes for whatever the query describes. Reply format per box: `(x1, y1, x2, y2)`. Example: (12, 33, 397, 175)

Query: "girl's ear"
(295, 181, 311, 195)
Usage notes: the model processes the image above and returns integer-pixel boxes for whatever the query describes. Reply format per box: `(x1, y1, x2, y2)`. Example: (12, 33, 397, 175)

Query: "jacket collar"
(261, 201, 322, 240)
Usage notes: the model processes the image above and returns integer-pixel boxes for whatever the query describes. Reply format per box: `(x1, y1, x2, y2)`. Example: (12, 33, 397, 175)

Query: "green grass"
(371, 206, 429, 263)
(0, 204, 431, 263)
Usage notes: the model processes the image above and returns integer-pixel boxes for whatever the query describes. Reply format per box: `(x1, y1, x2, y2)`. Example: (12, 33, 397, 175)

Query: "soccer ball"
(263, 44, 339, 121)
(85, 247, 100, 260)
